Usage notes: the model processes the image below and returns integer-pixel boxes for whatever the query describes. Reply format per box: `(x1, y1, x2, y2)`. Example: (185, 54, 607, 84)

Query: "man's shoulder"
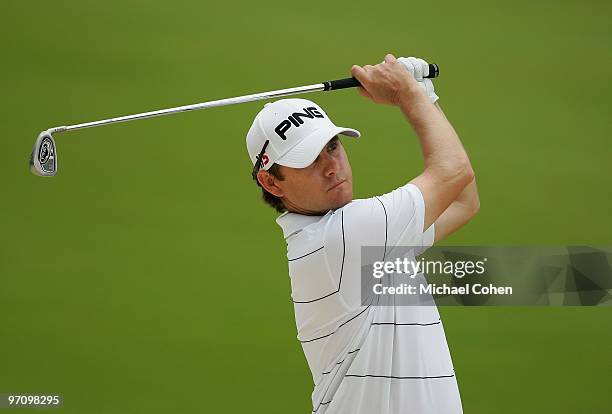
(341, 183, 423, 218)
(329, 197, 388, 243)
(337, 194, 389, 219)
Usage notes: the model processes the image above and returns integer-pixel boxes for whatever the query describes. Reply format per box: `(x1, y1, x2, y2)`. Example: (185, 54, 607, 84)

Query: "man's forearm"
(433, 102, 479, 212)
(433, 178, 480, 242)
(398, 87, 472, 179)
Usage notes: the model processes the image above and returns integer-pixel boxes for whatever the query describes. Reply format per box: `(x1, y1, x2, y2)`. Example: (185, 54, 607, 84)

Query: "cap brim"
(273, 126, 360, 169)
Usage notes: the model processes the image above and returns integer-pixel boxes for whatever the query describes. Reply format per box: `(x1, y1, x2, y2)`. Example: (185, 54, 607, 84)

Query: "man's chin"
(329, 192, 353, 210)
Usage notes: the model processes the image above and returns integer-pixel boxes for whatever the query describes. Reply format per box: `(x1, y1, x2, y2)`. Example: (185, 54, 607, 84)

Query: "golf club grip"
(323, 63, 439, 91)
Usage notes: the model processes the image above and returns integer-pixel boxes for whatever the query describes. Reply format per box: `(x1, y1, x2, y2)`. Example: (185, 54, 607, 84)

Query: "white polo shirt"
(276, 183, 462, 414)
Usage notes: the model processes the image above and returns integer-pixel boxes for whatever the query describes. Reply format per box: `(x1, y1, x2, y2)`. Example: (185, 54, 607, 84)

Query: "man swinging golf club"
(246, 54, 479, 414)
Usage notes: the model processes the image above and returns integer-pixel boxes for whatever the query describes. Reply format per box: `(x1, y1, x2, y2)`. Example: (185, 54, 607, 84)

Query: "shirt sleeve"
(340, 183, 435, 255)
(375, 183, 435, 250)
(417, 223, 435, 256)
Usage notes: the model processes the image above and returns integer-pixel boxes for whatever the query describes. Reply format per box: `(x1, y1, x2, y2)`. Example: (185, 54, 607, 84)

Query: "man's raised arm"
(351, 54, 475, 232)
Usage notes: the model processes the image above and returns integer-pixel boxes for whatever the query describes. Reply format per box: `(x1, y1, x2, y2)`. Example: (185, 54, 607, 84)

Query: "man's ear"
(257, 170, 284, 198)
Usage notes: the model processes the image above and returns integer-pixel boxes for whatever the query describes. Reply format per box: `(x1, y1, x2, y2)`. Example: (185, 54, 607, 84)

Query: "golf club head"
(30, 131, 58, 177)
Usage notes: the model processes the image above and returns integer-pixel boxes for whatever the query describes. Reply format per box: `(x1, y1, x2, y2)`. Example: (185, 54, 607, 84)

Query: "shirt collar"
(276, 210, 333, 239)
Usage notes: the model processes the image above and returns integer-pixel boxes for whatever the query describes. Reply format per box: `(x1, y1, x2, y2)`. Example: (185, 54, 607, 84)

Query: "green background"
(2, 0, 611, 412)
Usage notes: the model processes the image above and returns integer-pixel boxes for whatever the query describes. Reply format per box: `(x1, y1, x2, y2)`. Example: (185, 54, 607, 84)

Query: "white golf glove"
(395, 56, 439, 104)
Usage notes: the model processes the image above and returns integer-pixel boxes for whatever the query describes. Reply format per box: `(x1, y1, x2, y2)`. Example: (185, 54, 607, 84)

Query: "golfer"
(246, 54, 479, 414)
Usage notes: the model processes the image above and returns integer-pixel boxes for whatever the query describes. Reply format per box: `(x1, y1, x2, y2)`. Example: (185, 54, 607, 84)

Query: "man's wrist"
(397, 84, 431, 111)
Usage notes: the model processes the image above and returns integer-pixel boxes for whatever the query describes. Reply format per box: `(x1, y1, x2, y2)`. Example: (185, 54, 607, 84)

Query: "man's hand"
(397, 57, 439, 104)
(351, 54, 426, 106)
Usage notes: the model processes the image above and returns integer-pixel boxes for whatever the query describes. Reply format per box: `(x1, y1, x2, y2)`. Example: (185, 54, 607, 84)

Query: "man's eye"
(327, 142, 338, 151)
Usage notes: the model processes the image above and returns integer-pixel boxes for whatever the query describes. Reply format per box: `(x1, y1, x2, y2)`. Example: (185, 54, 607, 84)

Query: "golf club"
(29, 64, 439, 177)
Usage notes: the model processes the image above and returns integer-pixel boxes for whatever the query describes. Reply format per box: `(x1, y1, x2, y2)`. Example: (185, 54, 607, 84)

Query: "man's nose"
(322, 152, 340, 177)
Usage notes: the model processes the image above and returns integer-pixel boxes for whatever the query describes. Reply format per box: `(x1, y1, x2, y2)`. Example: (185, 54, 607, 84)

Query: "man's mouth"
(328, 179, 347, 191)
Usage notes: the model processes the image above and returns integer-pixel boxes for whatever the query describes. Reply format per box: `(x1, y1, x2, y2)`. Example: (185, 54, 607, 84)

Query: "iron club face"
(30, 131, 58, 177)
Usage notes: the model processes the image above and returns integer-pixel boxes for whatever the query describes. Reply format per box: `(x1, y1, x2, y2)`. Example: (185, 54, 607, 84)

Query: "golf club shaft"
(48, 64, 439, 134)
(49, 83, 327, 134)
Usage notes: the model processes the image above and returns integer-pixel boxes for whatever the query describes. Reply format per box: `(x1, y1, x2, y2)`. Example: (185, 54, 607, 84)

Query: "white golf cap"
(246, 98, 360, 173)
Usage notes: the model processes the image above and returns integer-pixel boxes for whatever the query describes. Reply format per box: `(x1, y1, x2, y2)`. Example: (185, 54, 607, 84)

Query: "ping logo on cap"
(274, 107, 324, 140)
